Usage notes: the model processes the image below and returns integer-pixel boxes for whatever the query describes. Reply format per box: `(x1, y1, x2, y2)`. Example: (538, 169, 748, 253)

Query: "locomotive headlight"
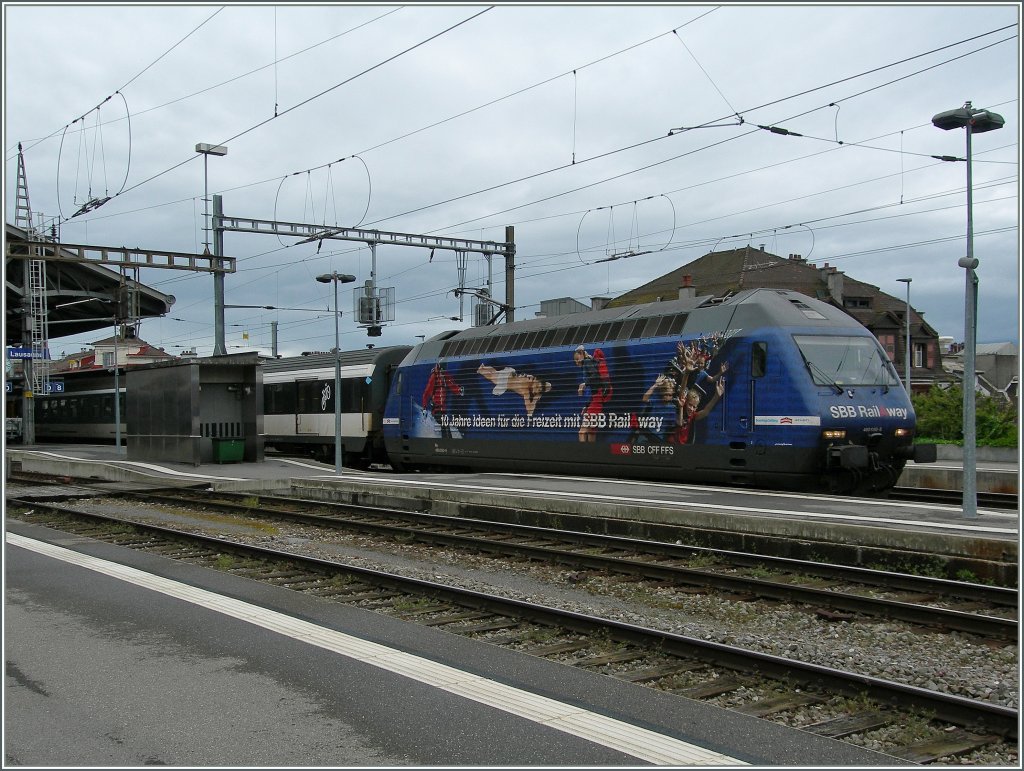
(894, 428, 912, 439)
(822, 429, 846, 440)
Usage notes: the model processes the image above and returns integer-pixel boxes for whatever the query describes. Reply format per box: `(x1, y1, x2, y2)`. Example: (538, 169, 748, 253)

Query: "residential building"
(602, 246, 948, 393)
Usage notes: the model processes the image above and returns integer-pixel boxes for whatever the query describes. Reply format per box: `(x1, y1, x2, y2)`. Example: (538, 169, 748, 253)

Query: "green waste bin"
(211, 438, 245, 463)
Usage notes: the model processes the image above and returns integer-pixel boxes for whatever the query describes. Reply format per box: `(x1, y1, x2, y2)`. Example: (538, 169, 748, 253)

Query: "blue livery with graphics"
(382, 288, 936, 494)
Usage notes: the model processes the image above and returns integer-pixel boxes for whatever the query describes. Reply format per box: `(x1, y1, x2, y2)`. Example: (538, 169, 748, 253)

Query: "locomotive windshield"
(794, 335, 900, 388)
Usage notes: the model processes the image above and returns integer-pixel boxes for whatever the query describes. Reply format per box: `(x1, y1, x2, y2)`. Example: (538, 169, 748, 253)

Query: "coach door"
(295, 378, 324, 434)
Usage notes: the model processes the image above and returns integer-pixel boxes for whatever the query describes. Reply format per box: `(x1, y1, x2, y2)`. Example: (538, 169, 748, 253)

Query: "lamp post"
(196, 143, 228, 355)
(897, 278, 912, 393)
(315, 272, 357, 473)
(931, 101, 1004, 520)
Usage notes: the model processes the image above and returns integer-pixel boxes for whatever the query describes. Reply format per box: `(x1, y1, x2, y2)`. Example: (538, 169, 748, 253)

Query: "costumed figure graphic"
(574, 344, 613, 442)
(421, 361, 464, 439)
(670, 375, 725, 445)
(476, 363, 551, 418)
(630, 335, 727, 445)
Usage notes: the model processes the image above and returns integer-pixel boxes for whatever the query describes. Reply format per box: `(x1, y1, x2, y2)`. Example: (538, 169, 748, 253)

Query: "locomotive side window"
(625, 319, 646, 339)
(667, 314, 687, 335)
(641, 317, 662, 338)
(655, 316, 675, 337)
(752, 342, 767, 378)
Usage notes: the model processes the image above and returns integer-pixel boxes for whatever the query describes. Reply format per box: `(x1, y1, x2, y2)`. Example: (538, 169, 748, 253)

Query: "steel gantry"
(214, 196, 516, 348)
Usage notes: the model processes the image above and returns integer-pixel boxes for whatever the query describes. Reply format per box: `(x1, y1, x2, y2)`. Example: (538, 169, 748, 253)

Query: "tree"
(913, 386, 1018, 447)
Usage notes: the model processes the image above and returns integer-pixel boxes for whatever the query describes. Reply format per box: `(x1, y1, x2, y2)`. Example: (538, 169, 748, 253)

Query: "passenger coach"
(262, 346, 410, 466)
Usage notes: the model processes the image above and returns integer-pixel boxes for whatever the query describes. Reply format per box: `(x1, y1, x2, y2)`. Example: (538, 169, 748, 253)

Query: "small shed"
(126, 353, 263, 465)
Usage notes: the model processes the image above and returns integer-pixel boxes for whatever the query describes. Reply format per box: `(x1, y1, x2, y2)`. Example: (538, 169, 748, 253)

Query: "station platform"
(5, 444, 1018, 580)
(6, 517, 906, 766)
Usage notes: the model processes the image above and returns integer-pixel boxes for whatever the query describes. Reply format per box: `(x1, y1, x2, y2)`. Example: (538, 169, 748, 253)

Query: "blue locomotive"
(382, 288, 936, 494)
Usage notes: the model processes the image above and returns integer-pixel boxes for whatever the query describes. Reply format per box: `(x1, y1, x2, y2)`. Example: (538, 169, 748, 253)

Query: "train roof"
(406, 289, 865, 365)
(261, 345, 411, 373)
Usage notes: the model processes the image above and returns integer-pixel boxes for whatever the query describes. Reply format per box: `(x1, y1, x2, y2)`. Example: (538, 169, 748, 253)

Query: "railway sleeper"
(734, 692, 827, 717)
(803, 710, 895, 738)
(613, 660, 706, 683)
(526, 640, 592, 656)
(887, 730, 1004, 763)
(419, 611, 494, 627)
(576, 650, 649, 668)
(672, 676, 751, 699)
(452, 619, 522, 634)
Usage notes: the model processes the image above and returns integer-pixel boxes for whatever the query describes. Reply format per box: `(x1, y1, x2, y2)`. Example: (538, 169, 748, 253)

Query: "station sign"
(5, 379, 62, 393)
(6, 347, 50, 360)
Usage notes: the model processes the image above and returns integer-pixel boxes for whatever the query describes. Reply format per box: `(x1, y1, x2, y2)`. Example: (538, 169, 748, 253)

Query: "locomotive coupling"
(829, 444, 870, 470)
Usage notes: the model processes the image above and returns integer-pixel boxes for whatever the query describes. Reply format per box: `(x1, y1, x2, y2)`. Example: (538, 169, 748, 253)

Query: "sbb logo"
(611, 444, 632, 455)
(830, 405, 858, 418)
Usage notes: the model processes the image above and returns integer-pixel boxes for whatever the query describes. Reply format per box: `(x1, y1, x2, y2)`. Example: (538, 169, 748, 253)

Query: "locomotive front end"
(795, 333, 936, 494)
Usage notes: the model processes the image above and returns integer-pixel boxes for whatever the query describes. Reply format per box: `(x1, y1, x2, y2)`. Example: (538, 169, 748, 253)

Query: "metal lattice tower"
(15, 143, 50, 393)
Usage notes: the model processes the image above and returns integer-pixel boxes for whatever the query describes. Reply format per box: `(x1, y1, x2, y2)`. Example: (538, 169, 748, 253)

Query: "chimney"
(591, 297, 610, 311)
(679, 275, 696, 300)
(819, 264, 844, 305)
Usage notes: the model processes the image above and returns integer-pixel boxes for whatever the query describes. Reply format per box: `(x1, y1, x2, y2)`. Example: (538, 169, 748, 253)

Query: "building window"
(844, 297, 871, 309)
(877, 333, 896, 361)
(101, 352, 115, 367)
(913, 342, 927, 369)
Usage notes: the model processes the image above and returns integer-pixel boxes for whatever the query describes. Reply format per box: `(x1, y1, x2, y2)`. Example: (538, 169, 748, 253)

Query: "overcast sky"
(4, 2, 1020, 359)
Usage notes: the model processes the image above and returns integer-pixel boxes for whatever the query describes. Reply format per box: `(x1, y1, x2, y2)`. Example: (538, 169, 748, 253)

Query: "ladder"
(15, 143, 50, 394)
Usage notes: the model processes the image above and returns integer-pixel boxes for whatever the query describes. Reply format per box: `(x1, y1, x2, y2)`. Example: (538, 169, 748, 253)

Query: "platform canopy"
(4, 223, 176, 346)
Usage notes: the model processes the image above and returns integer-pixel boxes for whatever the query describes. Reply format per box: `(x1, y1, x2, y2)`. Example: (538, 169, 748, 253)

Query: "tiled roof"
(607, 247, 937, 337)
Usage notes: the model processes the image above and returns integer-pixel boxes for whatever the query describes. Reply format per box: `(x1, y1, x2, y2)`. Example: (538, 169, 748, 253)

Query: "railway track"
(103, 487, 1019, 640)
(889, 487, 1019, 510)
(5, 494, 1018, 764)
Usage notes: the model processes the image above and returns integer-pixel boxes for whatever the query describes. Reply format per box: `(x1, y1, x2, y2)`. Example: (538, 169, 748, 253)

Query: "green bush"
(912, 386, 1018, 448)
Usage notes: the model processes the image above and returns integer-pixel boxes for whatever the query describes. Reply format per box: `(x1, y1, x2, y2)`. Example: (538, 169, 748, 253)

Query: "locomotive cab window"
(751, 342, 767, 378)
(794, 335, 899, 387)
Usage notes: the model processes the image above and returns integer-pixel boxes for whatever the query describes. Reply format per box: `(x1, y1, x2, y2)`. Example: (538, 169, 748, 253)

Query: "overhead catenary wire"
(43, 6, 494, 223)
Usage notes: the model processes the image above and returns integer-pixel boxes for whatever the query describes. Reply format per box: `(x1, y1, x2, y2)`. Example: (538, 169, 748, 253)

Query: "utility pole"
(504, 225, 515, 323)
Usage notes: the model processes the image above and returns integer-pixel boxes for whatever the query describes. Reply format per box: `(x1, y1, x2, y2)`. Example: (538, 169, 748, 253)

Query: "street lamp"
(316, 271, 357, 473)
(196, 143, 228, 355)
(931, 101, 1004, 520)
(896, 278, 912, 393)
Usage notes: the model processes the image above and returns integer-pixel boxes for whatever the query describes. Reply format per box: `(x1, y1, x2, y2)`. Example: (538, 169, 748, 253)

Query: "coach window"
(524, 331, 542, 349)
(540, 330, 557, 348)
(668, 314, 687, 335)
(752, 342, 767, 378)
